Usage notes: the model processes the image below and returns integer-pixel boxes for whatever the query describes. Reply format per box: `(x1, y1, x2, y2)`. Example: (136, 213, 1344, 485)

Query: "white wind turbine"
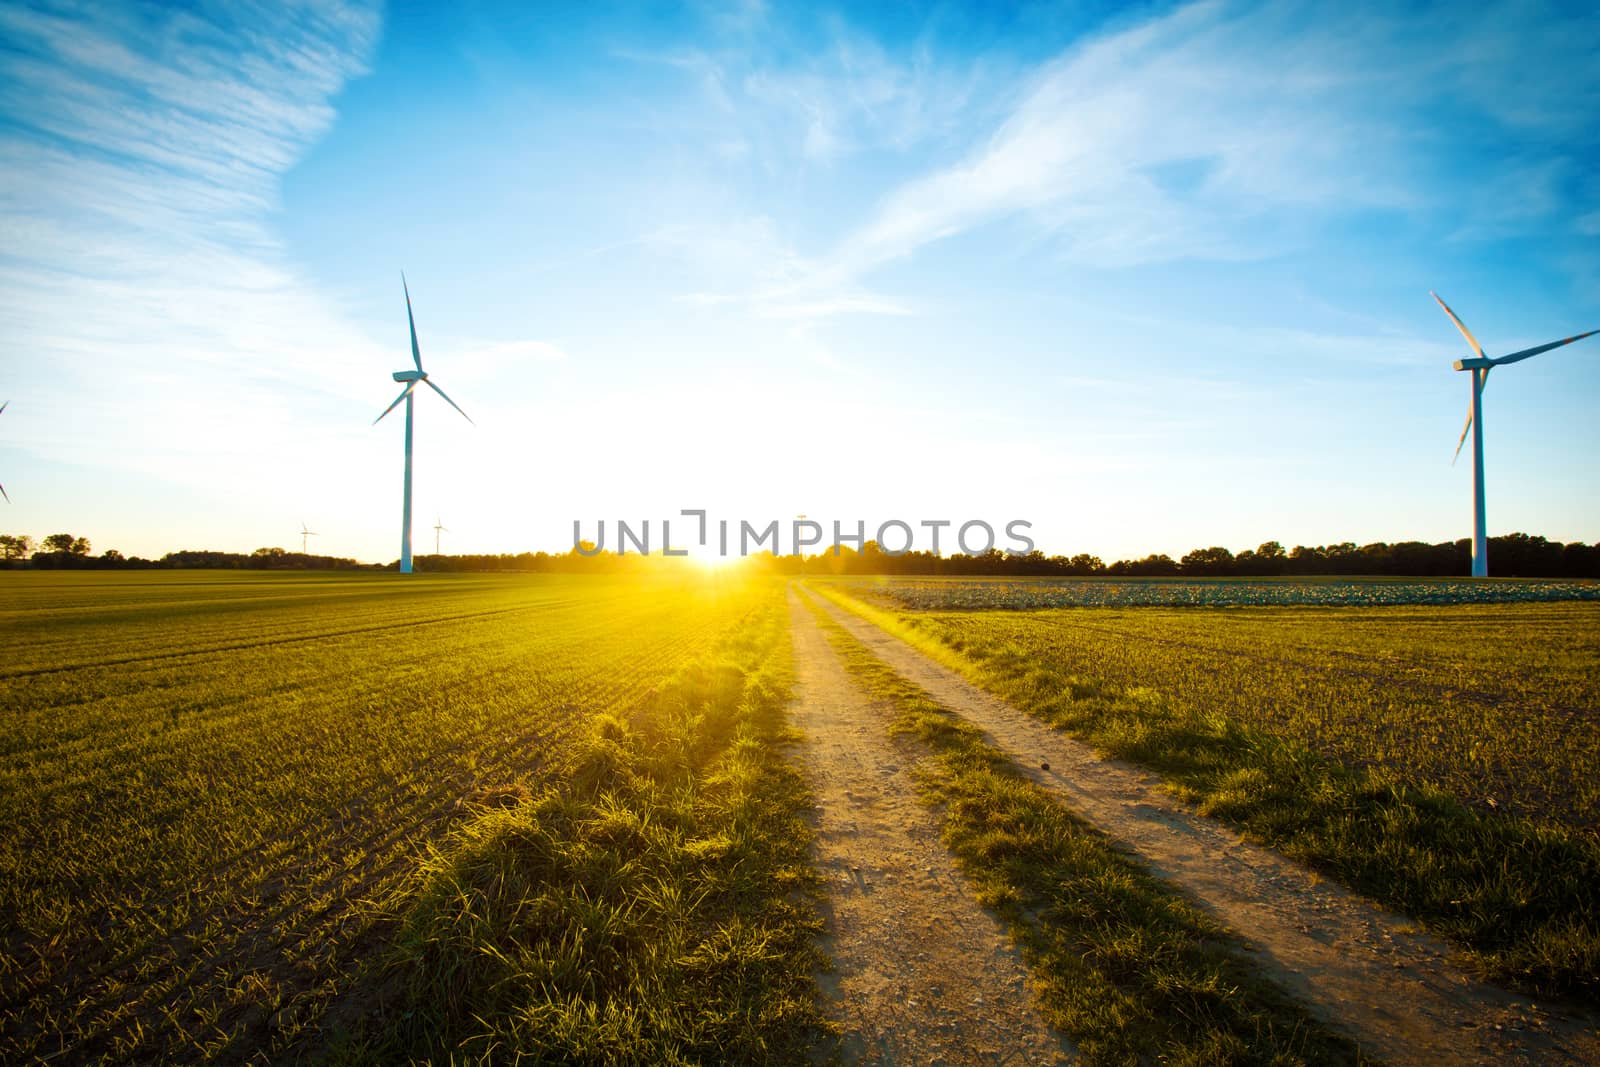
(1432, 292, 1598, 578)
(433, 516, 448, 555)
(300, 521, 318, 554)
(374, 275, 473, 574)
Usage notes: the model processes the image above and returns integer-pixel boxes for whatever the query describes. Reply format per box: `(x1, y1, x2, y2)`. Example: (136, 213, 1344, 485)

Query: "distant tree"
(101, 548, 124, 563)
(41, 533, 89, 556)
(249, 547, 288, 570)
(1287, 544, 1325, 574)
(1179, 546, 1234, 576)
(1110, 553, 1180, 577)
(1252, 541, 1287, 575)
(0, 533, 32, 560)
(1323, 542, 1361, 574)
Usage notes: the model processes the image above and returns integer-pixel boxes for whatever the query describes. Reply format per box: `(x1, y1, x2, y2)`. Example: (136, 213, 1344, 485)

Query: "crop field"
(816, 577, 1600, 995)
(0, 570, 806, 1063)
(851, 575, 1600, 610)
(7, 568, 1600, 1064)
(829, 577, 1600, 832)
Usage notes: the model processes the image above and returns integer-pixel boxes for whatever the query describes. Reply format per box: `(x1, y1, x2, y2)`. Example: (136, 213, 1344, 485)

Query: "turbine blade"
(1431, 291, 1486, 359)
(1451, 408, 1472, 465)
(423, 378, 474, 424)
(402, 272, 423, 372)
(1450, 366, 1489, 465)
(0, 482, 7, 503)
(373, 381, 416, 424)
(1491, 328, 1600, 366)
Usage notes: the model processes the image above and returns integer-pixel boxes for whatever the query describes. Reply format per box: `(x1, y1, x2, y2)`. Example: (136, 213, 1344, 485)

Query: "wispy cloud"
(621, 12, 982, 173)
(0, 1, 383, 479)
(612, 9, 994, 324)
(731, 0, 1599, 301)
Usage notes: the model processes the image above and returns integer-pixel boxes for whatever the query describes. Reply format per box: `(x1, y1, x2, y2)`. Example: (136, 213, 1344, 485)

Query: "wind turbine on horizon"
(1432, 292, 1599, 578)
(434, 516, 448, 556)
(374, 275, 473, 574)
(300, 521, 318, 554)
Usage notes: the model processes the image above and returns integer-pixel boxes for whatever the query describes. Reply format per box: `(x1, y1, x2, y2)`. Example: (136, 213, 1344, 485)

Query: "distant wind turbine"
(1432, 292, 1598, 578)
(374, 275, 474, 574)
(434, 516, 448, 555)
(300, 521, 318, 554)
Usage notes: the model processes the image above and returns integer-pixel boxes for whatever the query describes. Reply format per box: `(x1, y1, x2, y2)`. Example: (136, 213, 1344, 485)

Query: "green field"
(816, 577, 1600, 995)
(0, 570, 817, 1063)
(833, 581, 1600, 833)
(6, 569, 1600, 1063)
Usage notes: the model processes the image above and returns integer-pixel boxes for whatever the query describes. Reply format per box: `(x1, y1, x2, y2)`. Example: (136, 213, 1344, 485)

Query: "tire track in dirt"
(787, 590, 1074, 1065)
(805, 588, 1600, 1067)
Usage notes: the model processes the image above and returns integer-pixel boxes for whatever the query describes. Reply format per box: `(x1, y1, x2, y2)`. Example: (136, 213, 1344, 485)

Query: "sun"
(690, 549, 745, 572)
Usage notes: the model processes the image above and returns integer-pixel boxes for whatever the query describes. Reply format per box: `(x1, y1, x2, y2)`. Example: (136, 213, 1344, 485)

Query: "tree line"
(3, 531, 1598, 579)
(766, 534, 1600, 579)
(0, 536, 686, 573)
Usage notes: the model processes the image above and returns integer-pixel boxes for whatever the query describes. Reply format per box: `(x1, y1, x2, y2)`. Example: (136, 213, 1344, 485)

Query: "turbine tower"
(374, 275, 473, 574)
(1432, 292, 1598, 578)
(434, 516, 448, 556)
(300, 521, 318, 554)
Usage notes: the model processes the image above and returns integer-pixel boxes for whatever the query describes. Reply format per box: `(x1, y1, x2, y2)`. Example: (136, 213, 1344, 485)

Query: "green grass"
(801, 591, 1371, 1066)
(342, 592, 827, 1065)
(811, 580, 1600, 998)
(0, 570, 788, 1063)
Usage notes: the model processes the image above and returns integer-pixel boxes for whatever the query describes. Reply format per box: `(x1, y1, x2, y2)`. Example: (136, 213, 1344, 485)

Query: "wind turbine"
(300, 522, 318, 554)
(433, 516, 448, 556)
(1432, 292, 1598, 578)
(374, 275, 473, 574)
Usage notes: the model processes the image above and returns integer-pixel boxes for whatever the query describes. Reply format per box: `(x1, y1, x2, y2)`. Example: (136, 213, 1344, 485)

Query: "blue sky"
(2, 0, 1597, 564)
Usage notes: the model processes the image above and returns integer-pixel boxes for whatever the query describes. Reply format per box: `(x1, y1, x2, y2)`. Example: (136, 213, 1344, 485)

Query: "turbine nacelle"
(1452, 357, 1493, 371)
(393, 369, 426, 382)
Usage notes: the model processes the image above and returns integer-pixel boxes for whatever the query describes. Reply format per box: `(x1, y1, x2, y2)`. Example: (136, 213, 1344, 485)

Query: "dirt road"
(787, 589, 1074, 1065)
(799, 586, 1600, 1066)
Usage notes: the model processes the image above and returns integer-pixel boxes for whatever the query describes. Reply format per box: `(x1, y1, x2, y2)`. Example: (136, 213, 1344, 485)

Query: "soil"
(800, 587, 1600, 1067)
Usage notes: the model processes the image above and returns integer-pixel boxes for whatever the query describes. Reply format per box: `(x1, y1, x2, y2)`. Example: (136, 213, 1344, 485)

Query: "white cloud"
(1, 1, 384, 479)
(790, 0, 1600, 284)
